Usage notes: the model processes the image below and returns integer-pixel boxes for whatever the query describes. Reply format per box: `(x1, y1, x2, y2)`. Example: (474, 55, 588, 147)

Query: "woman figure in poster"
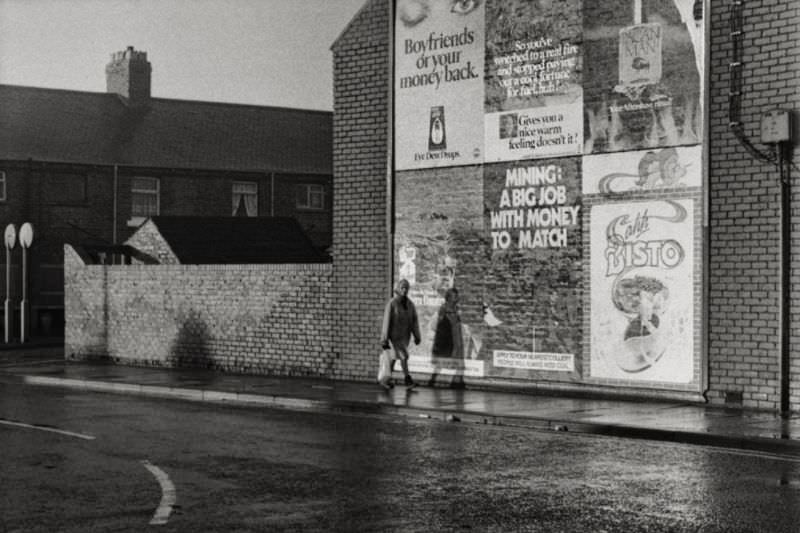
(431, 287, 466, 388)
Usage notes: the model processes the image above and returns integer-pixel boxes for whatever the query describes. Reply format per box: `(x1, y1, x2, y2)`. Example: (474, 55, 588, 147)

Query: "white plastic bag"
(377, 348, 394, 383)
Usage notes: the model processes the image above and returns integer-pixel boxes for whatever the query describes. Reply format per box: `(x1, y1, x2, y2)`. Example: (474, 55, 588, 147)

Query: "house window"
(232, 181, 258, 217)
(131, 177, 159, 218)
(296, 183, 325, 210)
(0, 171, 6, 201)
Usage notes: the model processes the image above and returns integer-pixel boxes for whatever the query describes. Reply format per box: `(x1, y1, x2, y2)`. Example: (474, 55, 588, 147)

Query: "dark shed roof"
(0, 84, 332, 175)
(149, 216, 329, 264)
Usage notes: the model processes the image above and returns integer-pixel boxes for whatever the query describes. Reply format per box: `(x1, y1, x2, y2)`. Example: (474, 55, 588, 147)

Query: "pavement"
(2, 343, 800, 456)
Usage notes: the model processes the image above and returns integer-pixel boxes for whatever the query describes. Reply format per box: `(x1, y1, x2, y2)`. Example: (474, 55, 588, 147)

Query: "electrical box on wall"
(760, 109, 792, 144)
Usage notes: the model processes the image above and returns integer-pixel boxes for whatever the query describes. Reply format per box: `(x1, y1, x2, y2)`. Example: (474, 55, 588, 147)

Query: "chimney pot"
(105, 47, 152, 106)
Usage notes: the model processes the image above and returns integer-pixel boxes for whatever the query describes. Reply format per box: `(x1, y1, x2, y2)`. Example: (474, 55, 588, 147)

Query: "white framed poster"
(394, 0, 485, 170)
(589, 199, 695, 384)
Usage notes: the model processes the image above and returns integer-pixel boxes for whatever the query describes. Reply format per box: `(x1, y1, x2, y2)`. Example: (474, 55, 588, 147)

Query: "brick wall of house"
(1, 161, 333, 338)
(706, 0, 800, 410)
(115, 171, 332, 250)
(64, 244, 335, 375)
(271, 173, 333, 250)
(1, 163, 117, 334)
(329, 0, 392, 380)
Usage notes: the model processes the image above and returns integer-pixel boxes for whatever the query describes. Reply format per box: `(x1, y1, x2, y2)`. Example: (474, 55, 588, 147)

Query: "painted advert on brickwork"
(394, 0, 485, 170)
(394, 167, 489, 379)
(483, 0, 583, 162)
(589, 199, 695, 383)
(583, 0, 703, 154)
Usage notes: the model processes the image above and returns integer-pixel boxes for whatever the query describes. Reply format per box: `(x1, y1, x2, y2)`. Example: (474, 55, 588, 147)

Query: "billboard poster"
(589, 199, 695, 384)
(394, 0, 485, 170)
(484, 0, 583, 161)
(481, 159, 583, 379)
(582, 145, 703, 195)
(583, 0, 703, 154)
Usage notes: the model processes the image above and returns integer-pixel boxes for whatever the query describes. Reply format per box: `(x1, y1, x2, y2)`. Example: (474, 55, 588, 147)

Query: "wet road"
(1, 383, 799, 532)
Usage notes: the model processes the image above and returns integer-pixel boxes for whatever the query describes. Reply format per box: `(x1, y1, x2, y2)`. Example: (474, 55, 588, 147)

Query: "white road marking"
(0, 418, 95, 440)
(704, 445, 800, 464)
(142, 460, 177, 525)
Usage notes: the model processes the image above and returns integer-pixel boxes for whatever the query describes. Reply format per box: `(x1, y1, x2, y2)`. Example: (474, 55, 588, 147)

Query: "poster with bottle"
(394, 0, 485, 170)
(428, 106, 447, 151)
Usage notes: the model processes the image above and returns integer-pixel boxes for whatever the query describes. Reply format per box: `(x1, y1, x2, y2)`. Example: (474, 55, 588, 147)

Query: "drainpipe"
(779, 142, 792, 415)
(113, 164, 119, 245)
(270, 172, 275, 216)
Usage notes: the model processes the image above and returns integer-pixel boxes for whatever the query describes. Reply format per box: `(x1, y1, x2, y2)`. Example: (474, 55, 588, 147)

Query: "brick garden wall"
(64, 244, 335, 376)
(706, 0, 800, 410)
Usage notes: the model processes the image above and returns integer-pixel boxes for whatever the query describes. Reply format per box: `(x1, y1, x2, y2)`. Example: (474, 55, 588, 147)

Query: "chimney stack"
(105, 46, 151, 106)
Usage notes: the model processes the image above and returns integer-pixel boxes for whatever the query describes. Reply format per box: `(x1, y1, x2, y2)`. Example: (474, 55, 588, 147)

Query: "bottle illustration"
(428, 106, 447, 151)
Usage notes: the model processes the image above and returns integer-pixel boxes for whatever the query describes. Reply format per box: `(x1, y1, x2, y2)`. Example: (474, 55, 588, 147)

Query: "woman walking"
(380, 279, 421, 389)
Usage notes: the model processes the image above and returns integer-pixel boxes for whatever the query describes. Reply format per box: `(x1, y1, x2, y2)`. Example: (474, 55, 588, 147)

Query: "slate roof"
(0, 84, 332, 175)
(147, 216, 329, 264)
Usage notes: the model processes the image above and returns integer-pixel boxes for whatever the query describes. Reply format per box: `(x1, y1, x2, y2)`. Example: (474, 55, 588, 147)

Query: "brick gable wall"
(330, 0, 391, 379)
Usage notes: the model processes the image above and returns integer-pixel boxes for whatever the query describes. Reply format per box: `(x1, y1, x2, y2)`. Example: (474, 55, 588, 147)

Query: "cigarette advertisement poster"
(588, 199, 696, 383)
(583, 0, 703, 154)
(394, 0, 485, 170)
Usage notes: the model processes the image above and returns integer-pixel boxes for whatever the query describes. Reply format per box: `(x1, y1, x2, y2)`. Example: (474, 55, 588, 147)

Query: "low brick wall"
(64, 245, 336, 377)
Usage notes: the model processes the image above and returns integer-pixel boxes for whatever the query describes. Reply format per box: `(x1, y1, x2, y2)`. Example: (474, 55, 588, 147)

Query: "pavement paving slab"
(2, 345, 799, 455)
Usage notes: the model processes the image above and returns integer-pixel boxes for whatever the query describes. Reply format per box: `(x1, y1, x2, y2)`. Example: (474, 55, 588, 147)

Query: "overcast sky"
(0, 0, 367, 110)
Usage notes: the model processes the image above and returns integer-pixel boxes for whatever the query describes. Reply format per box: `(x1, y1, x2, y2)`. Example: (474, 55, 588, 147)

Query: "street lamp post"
(4, 224, 16, 344)
(19, 223, 34, 344)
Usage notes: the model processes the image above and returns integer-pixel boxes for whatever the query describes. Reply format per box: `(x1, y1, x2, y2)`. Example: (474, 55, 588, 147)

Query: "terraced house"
(0, 47, 333, 337)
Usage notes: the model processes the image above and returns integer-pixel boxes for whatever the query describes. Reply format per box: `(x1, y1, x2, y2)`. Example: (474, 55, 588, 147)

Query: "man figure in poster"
(499, 113, 518, 139)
